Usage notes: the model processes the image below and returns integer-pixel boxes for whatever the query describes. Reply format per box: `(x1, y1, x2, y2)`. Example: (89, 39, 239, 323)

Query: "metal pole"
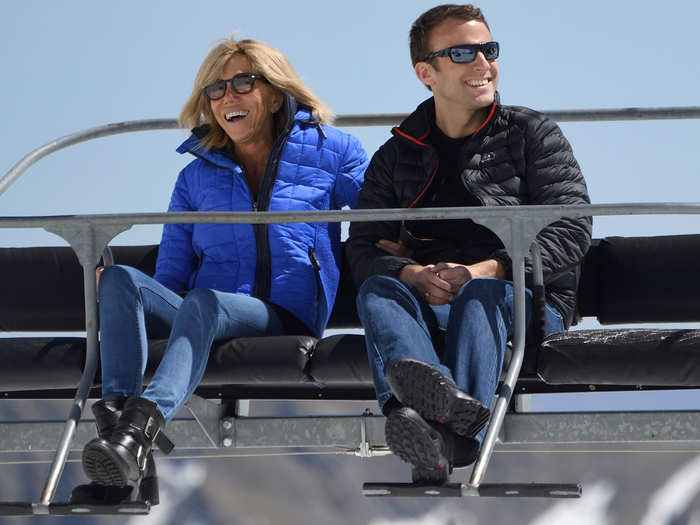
(334, 106, 700, 127)
(0, 119, 179, 198)
(38, 225, 106, 505)
(2, 107, 700, 198)
(469, 218, 528, 486)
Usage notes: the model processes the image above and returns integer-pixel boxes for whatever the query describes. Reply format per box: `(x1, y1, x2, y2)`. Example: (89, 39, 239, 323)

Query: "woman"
(79, 37, 367, 500)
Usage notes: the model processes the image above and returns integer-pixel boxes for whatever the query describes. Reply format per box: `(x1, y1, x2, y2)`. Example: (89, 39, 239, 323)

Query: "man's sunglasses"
(421, 41, 499, 64)
(202, 73, 268, 101)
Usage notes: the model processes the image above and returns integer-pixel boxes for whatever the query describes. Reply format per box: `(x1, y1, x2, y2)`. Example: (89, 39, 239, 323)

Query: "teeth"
(467, 79, 489, 87)
(225, 111, 248, 121)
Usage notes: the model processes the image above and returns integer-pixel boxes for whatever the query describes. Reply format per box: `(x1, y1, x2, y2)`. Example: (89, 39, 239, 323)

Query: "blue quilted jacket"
(154, 95, 368, 337)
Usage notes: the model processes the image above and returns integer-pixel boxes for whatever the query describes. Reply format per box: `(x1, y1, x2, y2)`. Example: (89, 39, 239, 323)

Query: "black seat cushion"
(539, 329, 700, 386)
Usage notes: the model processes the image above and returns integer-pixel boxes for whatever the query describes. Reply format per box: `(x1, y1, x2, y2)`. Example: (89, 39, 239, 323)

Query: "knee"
(357, 275, 400, 307)
(454, 278, 506, 307)
(181, 288, 220, 317)
(98, 265, 139, 301)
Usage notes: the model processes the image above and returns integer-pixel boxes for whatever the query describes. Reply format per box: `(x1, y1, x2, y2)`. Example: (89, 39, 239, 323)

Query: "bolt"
(222, 419, 233, 430)
(223, 437, 233, 447)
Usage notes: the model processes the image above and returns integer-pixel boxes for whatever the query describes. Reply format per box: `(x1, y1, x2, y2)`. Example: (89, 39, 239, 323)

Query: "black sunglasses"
(202, 73, 268, 100)
(421, 41, 499, 64)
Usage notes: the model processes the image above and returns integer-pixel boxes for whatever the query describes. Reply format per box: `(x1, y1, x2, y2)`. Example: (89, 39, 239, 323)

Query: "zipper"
(190, 253, 205, 288)
(308, 246, 321, 272)
(308, 246, 324, 327)
(252, 95, 297, 300)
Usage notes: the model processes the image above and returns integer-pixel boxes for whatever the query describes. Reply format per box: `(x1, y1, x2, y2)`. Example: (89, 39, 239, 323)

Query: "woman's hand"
(398, 264, 453, 305)
(376, 239, 413, 258)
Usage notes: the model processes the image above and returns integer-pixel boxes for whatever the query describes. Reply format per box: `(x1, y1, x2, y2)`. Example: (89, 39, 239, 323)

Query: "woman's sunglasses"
(421, 41, 499, 64)
(202, 73, 268, 101)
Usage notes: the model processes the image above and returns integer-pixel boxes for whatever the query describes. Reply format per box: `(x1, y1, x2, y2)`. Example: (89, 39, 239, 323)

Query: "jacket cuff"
(370, 256, 419, 279)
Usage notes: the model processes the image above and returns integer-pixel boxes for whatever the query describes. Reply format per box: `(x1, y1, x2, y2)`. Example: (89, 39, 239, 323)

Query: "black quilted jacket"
(346, 97, 592, 327)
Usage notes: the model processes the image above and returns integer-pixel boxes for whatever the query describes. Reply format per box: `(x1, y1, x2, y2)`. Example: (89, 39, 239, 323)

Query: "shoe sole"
(387, 359, 490, 438)
(385, 408, 448, 484)
(82, 441, 129, 488)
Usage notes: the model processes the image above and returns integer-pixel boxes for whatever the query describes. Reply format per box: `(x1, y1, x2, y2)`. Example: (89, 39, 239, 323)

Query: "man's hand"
(376, 239, 414, 258)
(398, 258, 506, 305)
(432, 259, 506, 292)
(398, 264, 453, 305)
(96, 266, 104, 291)
(432, 262, 471, 292)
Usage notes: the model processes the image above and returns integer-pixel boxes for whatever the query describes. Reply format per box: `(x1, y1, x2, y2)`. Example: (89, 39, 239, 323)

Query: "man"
(346, 4, 591, 484)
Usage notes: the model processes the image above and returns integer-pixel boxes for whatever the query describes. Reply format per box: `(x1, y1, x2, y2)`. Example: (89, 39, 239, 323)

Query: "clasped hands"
(376, 239, 505, 306)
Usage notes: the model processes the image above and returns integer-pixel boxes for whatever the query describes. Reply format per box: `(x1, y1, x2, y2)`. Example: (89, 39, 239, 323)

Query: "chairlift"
(1, 111, 700, 515)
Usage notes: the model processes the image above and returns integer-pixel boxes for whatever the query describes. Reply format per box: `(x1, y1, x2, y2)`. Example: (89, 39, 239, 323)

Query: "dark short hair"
(409, 4, 490, 66)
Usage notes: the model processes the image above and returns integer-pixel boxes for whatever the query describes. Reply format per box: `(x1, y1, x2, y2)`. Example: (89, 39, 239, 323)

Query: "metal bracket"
(470, 216, 552, 259)
(355, 408, 373, 458)
(185, 395, 225, 448)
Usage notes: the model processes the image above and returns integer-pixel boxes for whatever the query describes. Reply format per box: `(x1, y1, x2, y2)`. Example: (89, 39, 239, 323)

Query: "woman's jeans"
(98, 265, 286, 421)
(356, 276, 564, 416)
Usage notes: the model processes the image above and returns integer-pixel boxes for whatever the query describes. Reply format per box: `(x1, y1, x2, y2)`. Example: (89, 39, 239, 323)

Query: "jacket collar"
(176, 93, 308, 167)
(393, 92, 500, 147)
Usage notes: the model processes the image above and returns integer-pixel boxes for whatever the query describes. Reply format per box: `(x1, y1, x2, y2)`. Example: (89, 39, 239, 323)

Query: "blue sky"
(1, 1, 699, 410)
(2, 0, 699, 243)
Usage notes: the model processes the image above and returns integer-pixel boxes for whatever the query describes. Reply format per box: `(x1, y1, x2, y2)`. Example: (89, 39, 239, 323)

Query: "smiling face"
(210, 54, 283, 148)
(416, 18, 499, 121)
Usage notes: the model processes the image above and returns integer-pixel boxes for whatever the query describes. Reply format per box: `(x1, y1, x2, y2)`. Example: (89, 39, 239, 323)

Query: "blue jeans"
(356, 276, 564, 412)
(98, 265, 287, 421)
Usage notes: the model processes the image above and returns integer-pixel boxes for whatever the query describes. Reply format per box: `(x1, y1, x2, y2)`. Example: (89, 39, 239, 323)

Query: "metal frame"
(1, 107, 700, 511)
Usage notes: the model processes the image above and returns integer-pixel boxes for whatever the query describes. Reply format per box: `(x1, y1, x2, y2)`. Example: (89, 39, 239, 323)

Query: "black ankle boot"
(82, 397, 171, 492)
(73, 397, 162, 505)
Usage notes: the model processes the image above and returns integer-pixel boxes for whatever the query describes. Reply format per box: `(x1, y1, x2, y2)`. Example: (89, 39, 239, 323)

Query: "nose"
(221, 82, 238, 101)
(471, 51, 490, 69)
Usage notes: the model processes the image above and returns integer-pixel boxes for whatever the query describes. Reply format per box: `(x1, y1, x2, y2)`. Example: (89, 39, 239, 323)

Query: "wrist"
(398, 264, 420, 284)
(492, 259, 506, 280)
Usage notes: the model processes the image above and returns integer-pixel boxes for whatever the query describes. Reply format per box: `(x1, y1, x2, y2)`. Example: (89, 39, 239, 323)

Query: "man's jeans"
(98, 265, 286, 421)
(356, 275, 564, 414)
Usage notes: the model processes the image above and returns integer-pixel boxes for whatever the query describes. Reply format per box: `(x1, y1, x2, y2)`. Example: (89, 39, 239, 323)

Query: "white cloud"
(528, 480, 616, 525)
(368, 504, 477, 525)
(640, 454, 700, 525)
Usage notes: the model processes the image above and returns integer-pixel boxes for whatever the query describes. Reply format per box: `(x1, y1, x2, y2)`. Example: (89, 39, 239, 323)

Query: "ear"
(271, 89, 284, 113)
(414, 61, 436, 90)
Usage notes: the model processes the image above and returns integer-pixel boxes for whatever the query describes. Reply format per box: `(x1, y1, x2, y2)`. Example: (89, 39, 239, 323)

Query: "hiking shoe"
(386, 358, 490, 438)
(385, 406, 481, 484)
(385, 407, 450, 484)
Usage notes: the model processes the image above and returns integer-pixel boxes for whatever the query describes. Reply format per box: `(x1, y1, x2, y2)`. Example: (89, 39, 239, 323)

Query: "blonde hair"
(179, 38, 335, 151)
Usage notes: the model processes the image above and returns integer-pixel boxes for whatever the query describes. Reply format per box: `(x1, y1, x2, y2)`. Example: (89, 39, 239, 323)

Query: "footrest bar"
(363, 482, 463, 498)
(362, 482, 582, 499)
(49, 501, 151, 515)
(0, 500, 151, 516)
(0, 502, 35, 516)
(477, 483, 582, 498)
